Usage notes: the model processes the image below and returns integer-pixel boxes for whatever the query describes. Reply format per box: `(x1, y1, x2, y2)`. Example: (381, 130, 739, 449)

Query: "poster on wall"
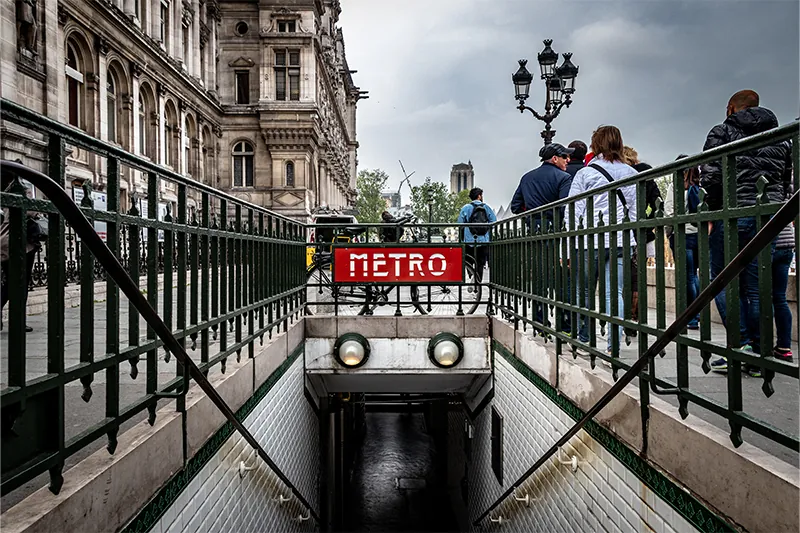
(71, 187, 108, 242)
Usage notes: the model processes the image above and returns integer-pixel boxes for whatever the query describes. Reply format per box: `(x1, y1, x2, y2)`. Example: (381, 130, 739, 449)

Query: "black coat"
(699, 106, 792, 211)
(565, 161, 584, 179)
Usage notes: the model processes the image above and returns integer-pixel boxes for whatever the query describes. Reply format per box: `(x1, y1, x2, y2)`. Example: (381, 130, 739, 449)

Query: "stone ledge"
(492, 318, 800, 533)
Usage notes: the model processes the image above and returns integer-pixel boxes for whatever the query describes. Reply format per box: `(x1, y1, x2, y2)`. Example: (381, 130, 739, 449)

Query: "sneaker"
(687, 323, 699, 331)
(710, 357, 728, 372)
(744, 364, 762, 378)
(773, 347, 793, 362)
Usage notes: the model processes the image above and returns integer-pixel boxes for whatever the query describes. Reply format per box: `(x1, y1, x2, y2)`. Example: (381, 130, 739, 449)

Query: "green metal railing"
(0, 101, 307, 504)
(490, 121, 799, 454)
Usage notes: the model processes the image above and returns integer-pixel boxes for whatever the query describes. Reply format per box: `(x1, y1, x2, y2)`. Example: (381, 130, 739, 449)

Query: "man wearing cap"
(509, 143, 574, 331)
(510, 143, 574, 222)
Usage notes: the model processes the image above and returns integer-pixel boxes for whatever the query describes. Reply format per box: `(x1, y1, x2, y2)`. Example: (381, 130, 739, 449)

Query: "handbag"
(26, 216, 48, 244)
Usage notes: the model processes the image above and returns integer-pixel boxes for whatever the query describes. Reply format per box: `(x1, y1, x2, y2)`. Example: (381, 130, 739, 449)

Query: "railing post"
(46, 134, 66, 493)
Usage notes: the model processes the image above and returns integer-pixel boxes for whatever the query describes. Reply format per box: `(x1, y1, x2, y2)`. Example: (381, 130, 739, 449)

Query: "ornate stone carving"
(96, 36, 110, 55)
(57, 4, 68, 25)
(16, 0, 39, 55)
(131, 61, 144, 78)
(157, 83, 167, 97)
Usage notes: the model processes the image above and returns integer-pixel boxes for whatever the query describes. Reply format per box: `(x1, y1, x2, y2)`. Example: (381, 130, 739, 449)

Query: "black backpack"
(468, 203, 490, 236)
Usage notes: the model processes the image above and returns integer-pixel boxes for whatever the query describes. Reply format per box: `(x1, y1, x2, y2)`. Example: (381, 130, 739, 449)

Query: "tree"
(410, 177, 459, 224)
(355, 169, 389, 223)
(450, 189, 472, 216)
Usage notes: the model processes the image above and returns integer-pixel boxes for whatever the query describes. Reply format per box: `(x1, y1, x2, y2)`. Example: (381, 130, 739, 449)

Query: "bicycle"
(305, 218, 484, 316)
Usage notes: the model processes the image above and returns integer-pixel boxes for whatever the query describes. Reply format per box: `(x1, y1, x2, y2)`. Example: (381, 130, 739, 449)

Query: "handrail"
(473, 187, 799, 526)
(0, 161, 320, 524)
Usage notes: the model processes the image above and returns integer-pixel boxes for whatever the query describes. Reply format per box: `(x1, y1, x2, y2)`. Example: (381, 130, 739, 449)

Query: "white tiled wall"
(461, 354, 698, 533)
(154, 356, 320, 533)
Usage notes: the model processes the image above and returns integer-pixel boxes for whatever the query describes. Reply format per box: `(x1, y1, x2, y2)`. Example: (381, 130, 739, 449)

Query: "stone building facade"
(449, 161, 474, 194)
(0, 0, 365, 219)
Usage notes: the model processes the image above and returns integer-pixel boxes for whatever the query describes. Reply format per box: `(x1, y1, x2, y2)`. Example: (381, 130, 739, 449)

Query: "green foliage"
(355, 169, 389, 224)
(452, 189, 472, 213)
(410, 178, 462, 223)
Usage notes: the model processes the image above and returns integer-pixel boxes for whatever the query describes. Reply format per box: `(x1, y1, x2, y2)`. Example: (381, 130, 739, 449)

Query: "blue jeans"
(772, 247, 794, 349)
(578, 250, 624, 352)
(737, 217, 776, 353)
(709, 221, 729, 326)
(670, 233, 701, 327)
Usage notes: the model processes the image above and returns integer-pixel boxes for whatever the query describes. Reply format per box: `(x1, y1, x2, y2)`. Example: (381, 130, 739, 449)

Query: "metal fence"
(1, 100, 306, 497)
(490, 121, 799, 453)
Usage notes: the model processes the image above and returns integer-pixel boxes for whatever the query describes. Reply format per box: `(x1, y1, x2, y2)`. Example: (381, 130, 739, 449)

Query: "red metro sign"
(333, 247, 464, 283)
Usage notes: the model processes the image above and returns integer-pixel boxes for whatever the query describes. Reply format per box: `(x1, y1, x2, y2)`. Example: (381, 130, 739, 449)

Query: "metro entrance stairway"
(1, 102, 798, 533)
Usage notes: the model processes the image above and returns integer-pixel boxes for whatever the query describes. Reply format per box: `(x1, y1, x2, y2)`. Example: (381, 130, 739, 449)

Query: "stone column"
(131, 63, 141, 155)
(158, 85, 166, 164)
(179, 102, 187, 175)
(209, 15, 218, 95)
(192, 0, 200, 78)
(97, 39, 109, 143)
(123, 0, 136, 22)
(173, 0, 181, 61)
(151, 0, 160, 41)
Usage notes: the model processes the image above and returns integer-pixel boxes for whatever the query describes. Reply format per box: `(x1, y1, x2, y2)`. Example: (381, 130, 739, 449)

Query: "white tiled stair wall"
(460, 353, 698, 533)
(154, 356, 320, 533)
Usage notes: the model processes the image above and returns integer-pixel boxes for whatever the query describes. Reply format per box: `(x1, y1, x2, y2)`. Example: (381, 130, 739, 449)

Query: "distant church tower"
(450, 161, 475, 193)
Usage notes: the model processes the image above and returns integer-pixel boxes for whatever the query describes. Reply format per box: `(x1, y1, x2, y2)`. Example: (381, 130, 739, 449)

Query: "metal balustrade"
(1, 100, 307, 499)
(490, 121, 799, 453)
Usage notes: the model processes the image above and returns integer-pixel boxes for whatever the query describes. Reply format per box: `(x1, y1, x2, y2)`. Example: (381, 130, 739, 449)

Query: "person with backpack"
(457, 188, 496, 282)
(664, 155, 702, 330)
(509, 143, 575, 330)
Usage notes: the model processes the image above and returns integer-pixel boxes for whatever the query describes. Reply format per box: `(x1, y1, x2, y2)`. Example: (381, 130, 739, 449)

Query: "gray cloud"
(340, 0, 799, 210)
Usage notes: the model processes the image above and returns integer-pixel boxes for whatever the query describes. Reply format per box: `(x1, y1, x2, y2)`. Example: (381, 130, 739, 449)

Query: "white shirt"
(567, 156, 638, 250)
(664, 182, 698, 235)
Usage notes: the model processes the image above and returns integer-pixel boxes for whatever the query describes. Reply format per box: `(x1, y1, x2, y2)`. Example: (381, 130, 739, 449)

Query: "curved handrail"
(473, 188, 799, 526)
(0, 161, 320, 524)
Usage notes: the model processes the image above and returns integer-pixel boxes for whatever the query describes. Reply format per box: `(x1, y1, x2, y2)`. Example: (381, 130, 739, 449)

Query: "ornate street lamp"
(512, 39, 579, 146)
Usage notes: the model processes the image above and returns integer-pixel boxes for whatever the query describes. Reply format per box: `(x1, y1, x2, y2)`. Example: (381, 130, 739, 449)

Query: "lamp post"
(512, 39, 579, 146)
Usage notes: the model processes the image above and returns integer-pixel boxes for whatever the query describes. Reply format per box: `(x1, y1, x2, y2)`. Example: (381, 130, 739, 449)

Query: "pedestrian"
(566, 140, 587, 178)
(0, 161, 42, 332)
(699, 89, 792, 375)
(568, 126, 638, 356)
(509, 143, 574, 330)
(457, 187, 496, 282)
(622, 146, 663, 333)
(664, 155, 702, 330)
(771, 172, 794, 362)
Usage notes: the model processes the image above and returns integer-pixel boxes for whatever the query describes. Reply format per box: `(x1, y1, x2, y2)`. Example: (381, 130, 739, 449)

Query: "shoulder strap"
(589, 164, 628, 209)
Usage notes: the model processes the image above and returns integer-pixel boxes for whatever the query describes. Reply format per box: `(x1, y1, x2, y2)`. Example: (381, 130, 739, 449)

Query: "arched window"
(107, 74, 117, 142)
(285, 160, 295, 187)
(232, 141, 254, 187)
(138, 93, 146, 155)
(66, 43, 84, 129)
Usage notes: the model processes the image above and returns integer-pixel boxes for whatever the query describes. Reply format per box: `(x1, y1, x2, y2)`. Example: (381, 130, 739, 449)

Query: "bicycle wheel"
(410, 260, 483, 315)
(306, 261, 372, 315)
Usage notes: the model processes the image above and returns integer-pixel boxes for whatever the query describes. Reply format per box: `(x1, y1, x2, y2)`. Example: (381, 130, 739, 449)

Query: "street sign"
(333, 246, 464, 283)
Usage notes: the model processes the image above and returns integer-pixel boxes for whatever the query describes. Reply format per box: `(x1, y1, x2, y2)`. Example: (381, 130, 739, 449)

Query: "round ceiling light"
(334, 333, 370, 368)
(428, 332, 464, 368)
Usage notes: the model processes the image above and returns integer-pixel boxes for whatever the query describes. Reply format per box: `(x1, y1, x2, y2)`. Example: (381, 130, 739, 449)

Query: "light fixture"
(428, 332, 464, 368)
(334, 332, 370, 368)
(512, 59, 533, 103)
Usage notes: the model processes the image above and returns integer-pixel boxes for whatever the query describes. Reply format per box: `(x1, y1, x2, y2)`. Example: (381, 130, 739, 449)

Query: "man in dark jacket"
(510, 143, 574, 331)
(510, 143, 574, 223)
(565, 140, 587, 178)
(700, 89, 792, 375)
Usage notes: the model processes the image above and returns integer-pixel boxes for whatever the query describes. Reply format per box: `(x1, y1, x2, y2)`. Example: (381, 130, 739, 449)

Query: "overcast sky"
(339, 0, 799, 211)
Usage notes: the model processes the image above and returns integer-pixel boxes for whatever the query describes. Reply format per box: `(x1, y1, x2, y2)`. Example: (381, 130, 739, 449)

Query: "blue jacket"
(510, 163, 573, 223)
(457, 200, 497, 243)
